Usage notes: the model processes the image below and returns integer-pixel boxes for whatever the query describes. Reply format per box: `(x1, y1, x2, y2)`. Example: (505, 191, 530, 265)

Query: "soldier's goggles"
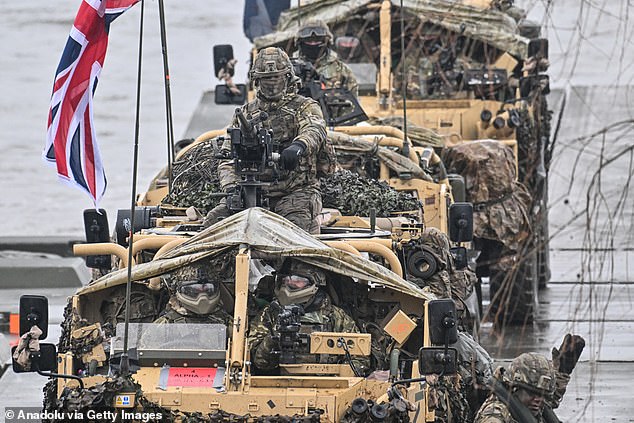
(297, 26, 329, 39)
(280, 275, 311, 290)
(178, 282, 218, 298)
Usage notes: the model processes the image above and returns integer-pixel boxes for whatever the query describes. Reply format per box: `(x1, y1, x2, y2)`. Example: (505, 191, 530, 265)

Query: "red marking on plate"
(167, 368, 217, 387)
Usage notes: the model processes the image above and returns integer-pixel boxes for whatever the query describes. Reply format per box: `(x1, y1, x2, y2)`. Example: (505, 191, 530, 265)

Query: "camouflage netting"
(321, 170, 421, 217)
(163, 138, 422, 218)
(47, 374, 323, 422)
(367, 116, 445, 148)
(255, 0, 529, 58)
(162, 138, 223, 214)
(442, 141, 531, 251)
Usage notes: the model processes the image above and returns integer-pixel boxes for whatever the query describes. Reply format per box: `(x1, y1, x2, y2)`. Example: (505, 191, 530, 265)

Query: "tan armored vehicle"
(248, 0, 551, 324)
(12, 208, 473, 422)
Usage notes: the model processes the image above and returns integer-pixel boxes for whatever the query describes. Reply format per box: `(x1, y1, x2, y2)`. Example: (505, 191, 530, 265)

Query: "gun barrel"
(235, 108, 253, 135)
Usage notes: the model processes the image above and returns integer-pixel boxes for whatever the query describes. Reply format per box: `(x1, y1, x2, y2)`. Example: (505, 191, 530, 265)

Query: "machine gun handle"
(235, 108, 253, 136)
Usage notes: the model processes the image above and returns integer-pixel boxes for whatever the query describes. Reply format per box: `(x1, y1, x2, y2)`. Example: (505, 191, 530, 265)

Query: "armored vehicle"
(248, 0, 552, 324)
(12, 208, 475, 422)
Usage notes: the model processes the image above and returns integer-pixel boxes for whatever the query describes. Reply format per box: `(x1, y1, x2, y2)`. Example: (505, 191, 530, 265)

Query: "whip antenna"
(400, 0, 410, 158)
(158, 0, 175, 191)
(121, 0, 145, 376)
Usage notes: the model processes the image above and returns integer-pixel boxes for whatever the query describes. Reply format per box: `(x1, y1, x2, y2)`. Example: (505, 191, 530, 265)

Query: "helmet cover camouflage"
(505, 352, 556, 396)
(250, 47, 294, 79)
(295, 20, 334, 45)
(250, 47, 294, 101)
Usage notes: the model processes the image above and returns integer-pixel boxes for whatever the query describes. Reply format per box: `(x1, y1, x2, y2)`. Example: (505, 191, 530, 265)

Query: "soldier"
(295, 20, 358, 97)
(475, 334, 585, 422)
(203, 47, 327, 233)
(154, 268, 231, 325)
(248, 260, 369, 375)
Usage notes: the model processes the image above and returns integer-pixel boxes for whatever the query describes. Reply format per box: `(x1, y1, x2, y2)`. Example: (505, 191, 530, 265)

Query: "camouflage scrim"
(367, 116, 445, 148)
(255, 0, 529, 59)
(321, 170, 422, 217)
(442, 140, 531, 252)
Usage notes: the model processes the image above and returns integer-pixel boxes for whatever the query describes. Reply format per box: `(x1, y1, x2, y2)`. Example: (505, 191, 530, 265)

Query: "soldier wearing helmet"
(294, 20, 358, 96)
(248, 259, 369, 374)
(204, 47, 327, 233)
(475, 352, 559, 423)
(154, 266, 231, 325)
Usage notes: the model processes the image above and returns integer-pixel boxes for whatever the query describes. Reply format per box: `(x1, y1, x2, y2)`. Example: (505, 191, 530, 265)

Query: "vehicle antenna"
(120, 0, 145, 377)
(399, 0, 410, 158)
(158, 0, 175, 192)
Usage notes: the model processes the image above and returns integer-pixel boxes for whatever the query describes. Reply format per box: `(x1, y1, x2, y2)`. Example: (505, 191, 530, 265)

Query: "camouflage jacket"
(217, 93, 327, 198)
(307, 50, 358, 97)
(248, 294, 369, 373)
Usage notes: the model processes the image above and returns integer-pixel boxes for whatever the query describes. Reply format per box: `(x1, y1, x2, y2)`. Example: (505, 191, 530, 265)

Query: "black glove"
(280, 141, 305, 171)
(552, 333, 585, 374)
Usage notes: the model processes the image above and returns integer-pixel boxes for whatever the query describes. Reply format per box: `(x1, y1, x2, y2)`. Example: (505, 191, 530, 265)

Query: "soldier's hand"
(280, 141, 305, 171)
(551, 333, 585, 375)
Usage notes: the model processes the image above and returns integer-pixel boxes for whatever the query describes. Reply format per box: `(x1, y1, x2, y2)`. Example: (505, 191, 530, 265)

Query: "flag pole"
(120, 0, 145, 376)
(158, 0, 175, 191)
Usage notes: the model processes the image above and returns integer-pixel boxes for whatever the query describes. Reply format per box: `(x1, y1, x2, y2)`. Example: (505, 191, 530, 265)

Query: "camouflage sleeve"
(341, 63, 359, 97)
(293, 99, 326, 157)
(474, 399, 512, 423)
(549, 370, 570, 409)
(217, 113, 240, 191)
(247, 306, 279, 370)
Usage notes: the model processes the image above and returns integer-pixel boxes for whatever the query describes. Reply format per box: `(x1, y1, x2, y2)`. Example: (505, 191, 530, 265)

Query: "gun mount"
(225, 108, 279, 211)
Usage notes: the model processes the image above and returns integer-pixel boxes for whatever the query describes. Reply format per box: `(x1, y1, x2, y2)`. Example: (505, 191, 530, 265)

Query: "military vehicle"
(245, 0, 552, 325)
(12, 208, 475, 422)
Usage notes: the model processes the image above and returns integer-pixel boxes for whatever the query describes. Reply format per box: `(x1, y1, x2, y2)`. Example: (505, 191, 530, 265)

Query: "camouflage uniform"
(204, 47, 327, 233)
(295, 20, 358, 97)
(310, 49, 358, 96)
(248, 291, 369, 374)
(475, 353, 559, 423)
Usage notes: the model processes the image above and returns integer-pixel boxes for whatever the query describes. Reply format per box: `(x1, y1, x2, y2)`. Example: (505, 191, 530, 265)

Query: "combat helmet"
(274, 260, 327, 306)
(504, 352, 556, 396)
(250, 47, 295, 101)
(295, 20, 333, 61)
(173, 267, 221, 315)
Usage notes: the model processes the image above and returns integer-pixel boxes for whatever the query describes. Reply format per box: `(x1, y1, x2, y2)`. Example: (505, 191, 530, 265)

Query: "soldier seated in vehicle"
(154, 267, 232, 326)
(294, 20, 358, 97)
(247, 259, 370, 375)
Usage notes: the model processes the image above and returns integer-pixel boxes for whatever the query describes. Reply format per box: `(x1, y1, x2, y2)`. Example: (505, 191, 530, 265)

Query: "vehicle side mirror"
(83, 208, 111, 270)
(449, 202, 473, 242)
(214, 84, 248, 105)
(428, 299, 458, 345)
(450, 246, 468, 270)
(213, 44, 235, 79)
(20, 295, 48, 340)
(12, 343, 57, 373)
(418, 347, 457, 375)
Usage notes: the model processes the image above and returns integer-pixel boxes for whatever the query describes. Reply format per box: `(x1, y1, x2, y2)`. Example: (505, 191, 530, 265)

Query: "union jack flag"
(44, 0, 139, 205)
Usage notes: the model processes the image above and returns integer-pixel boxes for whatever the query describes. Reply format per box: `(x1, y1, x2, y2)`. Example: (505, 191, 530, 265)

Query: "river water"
(1, 0, 632, 237)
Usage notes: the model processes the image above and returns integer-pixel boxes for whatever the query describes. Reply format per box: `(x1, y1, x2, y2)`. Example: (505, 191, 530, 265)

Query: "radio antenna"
(158, 0, 175, 192)
(120, 0, 145, 376)
(400, 0, 410, 158)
